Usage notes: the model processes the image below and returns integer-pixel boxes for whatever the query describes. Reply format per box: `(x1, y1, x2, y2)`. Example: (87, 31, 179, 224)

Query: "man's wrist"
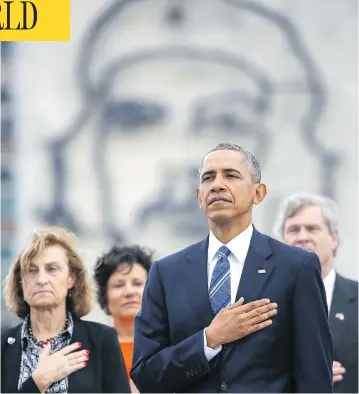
(205, 327, 220, 349)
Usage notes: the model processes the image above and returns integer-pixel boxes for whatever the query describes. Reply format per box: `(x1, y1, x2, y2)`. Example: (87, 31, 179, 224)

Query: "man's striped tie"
(209, 245, 231, 315)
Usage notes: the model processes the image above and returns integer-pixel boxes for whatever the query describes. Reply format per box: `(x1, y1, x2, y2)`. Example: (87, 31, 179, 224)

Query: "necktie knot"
(217, 245, 231, 259)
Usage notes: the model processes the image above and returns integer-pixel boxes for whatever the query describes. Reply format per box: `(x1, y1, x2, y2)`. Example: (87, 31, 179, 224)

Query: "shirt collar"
(323, 268, 336, 294)
(21, 312, 74, 349)
(21, 317, 30, 349)
(208, 223, 253, 264)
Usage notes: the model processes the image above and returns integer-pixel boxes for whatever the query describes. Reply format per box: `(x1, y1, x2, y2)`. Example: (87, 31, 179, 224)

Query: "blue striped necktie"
(209, 245, 231, 315)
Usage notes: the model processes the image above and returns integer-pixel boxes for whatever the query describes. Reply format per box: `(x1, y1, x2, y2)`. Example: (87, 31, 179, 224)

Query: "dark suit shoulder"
(336, 273, 358, 288)
(259, 232, 318, 265)
(1, 322, 22, 368)
(1, 322, 22, 339)
(335, 273, 358, 298)
(1, 322, 22, 351)
(155, 232, 317, 271)
(155, 239, 205, 267)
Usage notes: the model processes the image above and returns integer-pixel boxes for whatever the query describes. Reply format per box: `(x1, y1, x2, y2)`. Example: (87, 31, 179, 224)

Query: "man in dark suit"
(274, 192, 358, 393)
(131, 143, 333, 393)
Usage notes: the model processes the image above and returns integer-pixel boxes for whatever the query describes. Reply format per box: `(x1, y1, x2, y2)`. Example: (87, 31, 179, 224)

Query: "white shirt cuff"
(203, 328, 222, 361)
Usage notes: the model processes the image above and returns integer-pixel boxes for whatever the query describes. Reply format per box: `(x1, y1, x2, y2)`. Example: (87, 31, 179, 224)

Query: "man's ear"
(331, 230, 339, 254)
(253, 183, 267, 205)
(196, 188, 203, 209)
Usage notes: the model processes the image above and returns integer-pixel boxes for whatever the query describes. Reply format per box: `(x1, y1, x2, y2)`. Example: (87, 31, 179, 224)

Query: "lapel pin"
(335, 313, 345, 321)
(258, 269, 266, 274)
(7, 337, 15, 344)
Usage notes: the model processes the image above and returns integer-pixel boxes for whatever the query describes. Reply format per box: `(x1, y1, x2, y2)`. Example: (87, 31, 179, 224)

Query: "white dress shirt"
(204, 224, 253, 361)
(323, 268, 336, 313)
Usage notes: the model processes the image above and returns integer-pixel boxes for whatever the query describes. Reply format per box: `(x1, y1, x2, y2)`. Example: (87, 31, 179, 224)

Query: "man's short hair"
(273, 192, 339, 243)
(199, 142, 261, 183)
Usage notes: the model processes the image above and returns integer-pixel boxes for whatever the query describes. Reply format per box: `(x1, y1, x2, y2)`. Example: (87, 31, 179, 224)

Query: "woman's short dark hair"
(93, 245, 153, 314)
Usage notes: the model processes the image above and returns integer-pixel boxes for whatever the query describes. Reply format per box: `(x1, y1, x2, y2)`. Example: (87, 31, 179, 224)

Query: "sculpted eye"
(195, 108, 249, 132)
(191, 90, 266, 134)
(104, 99, 167, 129)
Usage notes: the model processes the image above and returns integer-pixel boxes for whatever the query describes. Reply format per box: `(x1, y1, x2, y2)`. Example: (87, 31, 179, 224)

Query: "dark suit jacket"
(1, 318, 131, 393)
(130, 228, 333, 393)
(329, 273, 358, 393)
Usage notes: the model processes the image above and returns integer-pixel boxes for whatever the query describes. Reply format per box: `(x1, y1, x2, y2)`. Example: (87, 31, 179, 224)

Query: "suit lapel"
(329, 274, 356, 359)
(222, 228, 275, 362)
(234, 228, 275, 303)
(67, 319, 91, 393)
(2, 324, 23, 393)
(184, 237, 214, 329)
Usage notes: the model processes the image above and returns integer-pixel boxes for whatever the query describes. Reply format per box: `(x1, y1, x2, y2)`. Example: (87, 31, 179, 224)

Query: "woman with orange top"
(94, 245, 152, 393)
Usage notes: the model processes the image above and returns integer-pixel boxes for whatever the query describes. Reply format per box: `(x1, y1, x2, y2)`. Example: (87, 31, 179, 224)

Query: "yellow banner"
(0, 0, 70, 41)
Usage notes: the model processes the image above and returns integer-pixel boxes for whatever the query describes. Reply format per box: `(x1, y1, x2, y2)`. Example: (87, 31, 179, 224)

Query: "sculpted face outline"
(95, 51, 272, 238)
(41, 0, 335, 249)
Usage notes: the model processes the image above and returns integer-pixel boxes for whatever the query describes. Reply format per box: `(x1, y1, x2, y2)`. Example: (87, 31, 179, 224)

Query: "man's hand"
(205, 297, 277, 348)
(333, 361, 346, 384)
